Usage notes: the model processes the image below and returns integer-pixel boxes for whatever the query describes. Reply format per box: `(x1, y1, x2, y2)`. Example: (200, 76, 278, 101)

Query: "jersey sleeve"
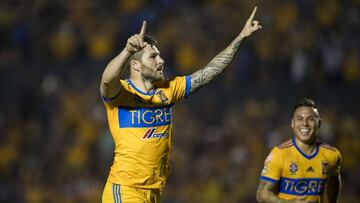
(169, 75, 191, 102)
(260, 147, 283, 184)
(329, 148, 342, 177)
(101, 79, 125, 107)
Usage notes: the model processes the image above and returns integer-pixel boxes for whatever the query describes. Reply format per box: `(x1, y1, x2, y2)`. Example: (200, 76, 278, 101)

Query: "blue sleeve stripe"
(185, 75, 191, 98)
(101, 91, 121, 103)
(260, 176, 279, 183)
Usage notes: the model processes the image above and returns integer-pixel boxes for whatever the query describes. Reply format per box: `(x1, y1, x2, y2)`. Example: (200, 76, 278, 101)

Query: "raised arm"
(100, 21, 147, 100)
(190, 6, 261, 94)
(256, 180, 307, 203)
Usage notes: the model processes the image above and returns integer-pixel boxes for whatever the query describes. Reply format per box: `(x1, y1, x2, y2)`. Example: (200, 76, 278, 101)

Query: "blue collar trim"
(126, 79, 156, 96)
(292, 137, 319, 160)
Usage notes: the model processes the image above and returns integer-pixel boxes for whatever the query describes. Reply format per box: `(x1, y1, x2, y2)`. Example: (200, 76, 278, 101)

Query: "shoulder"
(277, 139, 294, 149)
(319, 142, 337, 151)
(156, 76, 189, 90)
(319, 142, 342, 161)
(319, 142, 341, 156)
(167, 76, 188, 84)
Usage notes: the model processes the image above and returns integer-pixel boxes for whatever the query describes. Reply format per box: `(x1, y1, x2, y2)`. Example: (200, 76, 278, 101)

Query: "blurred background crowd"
(0, 0, 359, 202)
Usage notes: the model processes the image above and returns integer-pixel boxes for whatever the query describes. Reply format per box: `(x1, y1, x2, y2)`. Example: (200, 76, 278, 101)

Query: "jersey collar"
(292, 137, 319, 160)
(126, 79, 156, 96)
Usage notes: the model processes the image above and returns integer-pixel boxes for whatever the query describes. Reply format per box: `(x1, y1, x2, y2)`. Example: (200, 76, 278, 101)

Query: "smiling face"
(140, 44, 165, 82)
(291, 106, 320, 144)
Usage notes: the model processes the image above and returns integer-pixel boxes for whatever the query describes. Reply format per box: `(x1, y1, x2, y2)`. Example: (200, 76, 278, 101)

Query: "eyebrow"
(295, 114, 316, 118)
(149, 52, 159, 57)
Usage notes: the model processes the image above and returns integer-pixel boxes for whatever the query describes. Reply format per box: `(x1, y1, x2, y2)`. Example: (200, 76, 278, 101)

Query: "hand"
(239, 6, 262, 38)
(125, 21, 147, 54)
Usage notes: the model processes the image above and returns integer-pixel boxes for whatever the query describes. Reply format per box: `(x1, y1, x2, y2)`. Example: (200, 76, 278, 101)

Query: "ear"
(130, 59, 141, 72)
(318, 118, 322, 128)
(291, 118, 294, 129)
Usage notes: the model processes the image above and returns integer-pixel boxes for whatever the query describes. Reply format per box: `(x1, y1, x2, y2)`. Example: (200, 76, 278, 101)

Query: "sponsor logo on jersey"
(142, 128, 168, 139)
(118, 105, 173, 128)
(280, 178, 327, 196)
(306, 166, 315, 173)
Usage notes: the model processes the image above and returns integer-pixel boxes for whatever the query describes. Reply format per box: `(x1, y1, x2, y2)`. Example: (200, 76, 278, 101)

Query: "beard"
(142, 65, 165, 82)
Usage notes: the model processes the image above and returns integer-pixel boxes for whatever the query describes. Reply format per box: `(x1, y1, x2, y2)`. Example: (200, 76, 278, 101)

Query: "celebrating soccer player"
(256, 98, 342, 203)
(100, 7, 261, 203)
(99, 6, 261, 203)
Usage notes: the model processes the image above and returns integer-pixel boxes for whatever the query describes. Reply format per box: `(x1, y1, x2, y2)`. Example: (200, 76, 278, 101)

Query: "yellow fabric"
(260, 138, 341, 202)
(102, 181, 161, 203)
(102, 76, 190, 189)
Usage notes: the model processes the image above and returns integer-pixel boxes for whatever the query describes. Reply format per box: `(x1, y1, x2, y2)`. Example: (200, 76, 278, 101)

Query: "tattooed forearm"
(256, 180, 293, 203)
(189, 36, 244, 94)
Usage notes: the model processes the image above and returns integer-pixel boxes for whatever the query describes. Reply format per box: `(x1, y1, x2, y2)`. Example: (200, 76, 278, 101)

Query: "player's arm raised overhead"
(256, 180, 308, 203)
(189, 6, 261, 94)
(100, 21, 147, 100)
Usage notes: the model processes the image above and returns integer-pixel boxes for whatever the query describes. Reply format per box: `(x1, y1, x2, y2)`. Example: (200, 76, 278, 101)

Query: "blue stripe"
(127, 79, 156, 95)
(118, 105, 173, 128)
(102, 91, 121, 103)
(185, 75, 191, 98)
(292, 137, 319, 159)
(112, 184, 118, 203)
(260, 176, 279, 183)
(279, 177, 327, 196)
(117, 184, 122, 203)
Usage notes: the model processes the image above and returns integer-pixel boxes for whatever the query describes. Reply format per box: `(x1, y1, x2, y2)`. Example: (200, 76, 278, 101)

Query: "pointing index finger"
(140, 21, 147, 36)
(248, 6, 258, 22)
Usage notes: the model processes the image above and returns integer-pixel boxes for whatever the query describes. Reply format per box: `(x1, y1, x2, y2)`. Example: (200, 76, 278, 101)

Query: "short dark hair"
(292, 98, 319, 117)
(130, 35, 158, 62)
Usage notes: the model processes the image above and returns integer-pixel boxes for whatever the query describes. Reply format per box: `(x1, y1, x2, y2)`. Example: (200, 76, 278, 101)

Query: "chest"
(282, 153, 331, 179)
(122, 90, 172, 106)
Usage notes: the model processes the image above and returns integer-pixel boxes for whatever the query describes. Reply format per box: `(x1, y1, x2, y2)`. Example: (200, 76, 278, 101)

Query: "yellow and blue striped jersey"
(260, 137, 341, 203)
(102, 76, 191, 189)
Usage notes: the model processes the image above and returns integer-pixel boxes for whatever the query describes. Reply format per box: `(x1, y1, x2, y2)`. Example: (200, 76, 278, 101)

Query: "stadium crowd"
(0, 0, 359, 202)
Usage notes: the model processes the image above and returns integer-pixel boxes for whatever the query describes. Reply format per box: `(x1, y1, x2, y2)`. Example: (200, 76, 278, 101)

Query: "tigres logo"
(155, 90, 169, 103)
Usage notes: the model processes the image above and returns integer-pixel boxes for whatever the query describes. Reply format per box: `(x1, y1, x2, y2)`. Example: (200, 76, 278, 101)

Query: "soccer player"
(100, 6, 261, 203)
(256, 98, 342, 203)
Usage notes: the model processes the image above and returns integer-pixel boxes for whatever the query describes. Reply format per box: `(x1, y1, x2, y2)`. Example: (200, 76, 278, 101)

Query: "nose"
(303, 119, 309, 126)
(157, 56, 164, 65)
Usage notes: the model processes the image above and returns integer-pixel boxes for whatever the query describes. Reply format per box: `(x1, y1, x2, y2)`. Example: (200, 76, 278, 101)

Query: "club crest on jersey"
(155, 90, 169, 103)
(142, 128, 168, 139)
(290, 162, 298, 175)
(322, 160, 329, 175)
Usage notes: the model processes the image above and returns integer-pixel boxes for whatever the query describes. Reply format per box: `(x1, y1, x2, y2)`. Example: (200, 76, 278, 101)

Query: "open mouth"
(157, 66, 163, 71)
(299, 128, 311, 136)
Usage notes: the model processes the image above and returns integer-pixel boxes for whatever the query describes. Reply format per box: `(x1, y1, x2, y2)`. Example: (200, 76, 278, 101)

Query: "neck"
(129, 75, 155, 93)
(294, 137, 317, 156)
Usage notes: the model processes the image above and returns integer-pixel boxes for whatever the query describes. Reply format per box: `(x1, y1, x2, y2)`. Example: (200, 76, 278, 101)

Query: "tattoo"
(189, 37, 244, 94)
(257, 180, 291, 203)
